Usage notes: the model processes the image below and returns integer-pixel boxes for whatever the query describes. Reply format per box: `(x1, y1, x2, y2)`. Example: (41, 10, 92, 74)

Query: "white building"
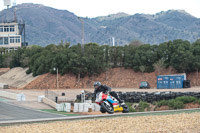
(0, 22, 22, 49)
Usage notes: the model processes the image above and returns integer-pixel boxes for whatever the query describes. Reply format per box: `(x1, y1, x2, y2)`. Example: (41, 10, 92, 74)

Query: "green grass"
(40, 109, 81, 116)
(125, 102, 136, 112)
(0, 98, 9, 102)
(156, 96, 200, 110)
(138, 101, 150, 112)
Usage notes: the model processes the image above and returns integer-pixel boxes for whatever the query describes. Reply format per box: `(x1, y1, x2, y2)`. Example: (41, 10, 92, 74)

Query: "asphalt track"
(0, 101, 65, 122)
(1, 103, 200, 125)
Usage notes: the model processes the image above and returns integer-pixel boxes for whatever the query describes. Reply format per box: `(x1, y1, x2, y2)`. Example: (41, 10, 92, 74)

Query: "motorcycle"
(95, 91, 129, 114)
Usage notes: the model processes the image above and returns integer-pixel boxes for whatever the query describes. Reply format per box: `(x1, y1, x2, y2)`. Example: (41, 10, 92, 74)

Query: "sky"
(0, 0, 200, 18)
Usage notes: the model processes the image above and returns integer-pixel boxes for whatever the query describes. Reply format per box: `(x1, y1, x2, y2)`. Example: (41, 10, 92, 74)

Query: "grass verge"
(40, 109, 81, 116)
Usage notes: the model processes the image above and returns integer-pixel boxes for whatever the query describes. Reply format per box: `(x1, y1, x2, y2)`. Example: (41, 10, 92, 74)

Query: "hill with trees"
(0, 3, 199, 46)
(1, 39, 200, 78)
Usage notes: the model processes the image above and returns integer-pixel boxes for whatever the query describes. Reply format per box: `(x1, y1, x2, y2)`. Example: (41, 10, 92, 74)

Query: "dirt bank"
(23, 67, 200, 89)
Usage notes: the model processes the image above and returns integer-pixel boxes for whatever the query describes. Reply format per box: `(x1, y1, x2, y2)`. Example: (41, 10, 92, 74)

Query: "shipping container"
(157, 74, 186, 89)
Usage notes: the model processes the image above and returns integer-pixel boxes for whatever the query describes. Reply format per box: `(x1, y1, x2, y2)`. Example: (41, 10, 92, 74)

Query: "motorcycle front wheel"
(100, 107, 106, 113)
(101, 101, 114, 114)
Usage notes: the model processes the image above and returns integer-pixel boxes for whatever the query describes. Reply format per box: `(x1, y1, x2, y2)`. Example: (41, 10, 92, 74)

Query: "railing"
(44, 90, 57, 102)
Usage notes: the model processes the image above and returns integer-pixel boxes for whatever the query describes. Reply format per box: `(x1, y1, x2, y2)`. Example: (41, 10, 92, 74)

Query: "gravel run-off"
(1, 112, 200, 133)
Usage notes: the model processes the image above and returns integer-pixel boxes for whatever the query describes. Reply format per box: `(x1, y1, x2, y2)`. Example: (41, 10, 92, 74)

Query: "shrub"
(176, 96, 197, 104)
(196, 99, 200, 104)
(125, 102, 136, 112)
(167, 100, 184, 109)
(138, 101, 150, 112)
(157, 100, 168, 107)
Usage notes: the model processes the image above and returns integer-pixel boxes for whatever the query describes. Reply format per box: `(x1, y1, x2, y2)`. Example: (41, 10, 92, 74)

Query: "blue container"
(157, 74, 186, 89)
(157, 76, 164, 89)
(175, 75, 184, 88)
(169, 76, 175, 89)
(163, 76, 169, 88)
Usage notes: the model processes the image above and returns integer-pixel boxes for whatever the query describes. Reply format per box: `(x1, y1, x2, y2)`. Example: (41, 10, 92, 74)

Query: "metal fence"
(45, 90, 57, 101)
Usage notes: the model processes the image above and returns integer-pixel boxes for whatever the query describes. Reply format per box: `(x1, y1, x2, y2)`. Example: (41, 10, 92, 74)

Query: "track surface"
(0, 102, 64, 122)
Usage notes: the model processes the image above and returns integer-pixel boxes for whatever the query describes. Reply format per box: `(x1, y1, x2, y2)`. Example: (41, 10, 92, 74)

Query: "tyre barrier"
(76, 91, 200, 103)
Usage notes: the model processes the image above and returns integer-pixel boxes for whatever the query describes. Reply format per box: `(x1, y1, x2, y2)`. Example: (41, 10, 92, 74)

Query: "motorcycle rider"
(93, 81, 125, 105)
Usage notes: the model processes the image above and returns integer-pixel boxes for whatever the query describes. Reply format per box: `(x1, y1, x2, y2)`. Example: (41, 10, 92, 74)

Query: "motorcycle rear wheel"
(122, 105, 129, 113)
(101, 101, 114, 114)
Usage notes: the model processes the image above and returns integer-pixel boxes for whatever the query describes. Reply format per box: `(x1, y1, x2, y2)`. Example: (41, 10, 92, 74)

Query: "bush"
(157, 100, 168, 107)
(125, 102, 136, 112)
(176, 96, 197, 104)
(196, 99, 200, 104)
(26, 69, 32, 74)
(156, 96, 199, 110)
(138, 101, 150, 112)
(167, 100, 184, 109)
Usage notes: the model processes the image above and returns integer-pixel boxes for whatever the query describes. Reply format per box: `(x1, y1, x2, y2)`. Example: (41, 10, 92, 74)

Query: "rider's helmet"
(93, 81, 101, 89)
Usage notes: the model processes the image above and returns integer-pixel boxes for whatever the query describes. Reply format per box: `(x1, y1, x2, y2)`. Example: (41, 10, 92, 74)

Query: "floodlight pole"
(78, 17, 84, 52)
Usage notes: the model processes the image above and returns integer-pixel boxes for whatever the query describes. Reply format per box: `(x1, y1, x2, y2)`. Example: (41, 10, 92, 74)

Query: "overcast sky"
(0, 0, 200, 18)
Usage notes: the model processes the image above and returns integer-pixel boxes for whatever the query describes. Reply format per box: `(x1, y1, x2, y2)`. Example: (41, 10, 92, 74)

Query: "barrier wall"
(56, 103, 71, 112)
(73, 103, 100, 112)
(0, 90, 25, 101)
(42, 97, 57, 109)
(0, 83, 9, 89)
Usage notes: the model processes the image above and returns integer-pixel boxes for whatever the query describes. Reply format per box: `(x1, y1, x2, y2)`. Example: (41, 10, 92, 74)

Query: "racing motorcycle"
(95, 91, 129, 114)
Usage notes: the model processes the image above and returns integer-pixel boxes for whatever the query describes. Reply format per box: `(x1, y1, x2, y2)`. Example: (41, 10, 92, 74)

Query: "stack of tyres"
(76, 91, 200, 104)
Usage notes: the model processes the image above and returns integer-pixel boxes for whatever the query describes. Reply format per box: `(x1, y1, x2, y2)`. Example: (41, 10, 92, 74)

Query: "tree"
(192, 41, 200, 85)
(0, 54, 4, 67)
(153, 59, 165, 75)
(170, 40, 194, 73)
(139, 65, 146, 80)
(133, 44, 158, 72)
(129, 40, 143, 46)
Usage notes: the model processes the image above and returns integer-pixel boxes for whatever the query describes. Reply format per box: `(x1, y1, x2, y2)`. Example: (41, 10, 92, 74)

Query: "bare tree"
(129, 40, 143, 46)
(153, 59, 165, 75)
(139, 65, 146, 80)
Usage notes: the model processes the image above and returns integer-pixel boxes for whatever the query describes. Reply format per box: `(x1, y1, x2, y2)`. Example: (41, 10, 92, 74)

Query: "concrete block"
(73, 103, 79, 112)
(78, 103, 84, 112)
(38, 95, 45, 102)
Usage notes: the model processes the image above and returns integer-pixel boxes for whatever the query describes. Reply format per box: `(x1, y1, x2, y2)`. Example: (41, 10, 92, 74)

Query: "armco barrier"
(0, 90, 25, 101)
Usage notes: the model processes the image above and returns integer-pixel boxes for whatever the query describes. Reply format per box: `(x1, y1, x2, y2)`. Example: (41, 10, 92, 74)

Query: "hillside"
(0, 3, 199, 46)
(23, 67, 200, 89)
(0, 67, 38, 88)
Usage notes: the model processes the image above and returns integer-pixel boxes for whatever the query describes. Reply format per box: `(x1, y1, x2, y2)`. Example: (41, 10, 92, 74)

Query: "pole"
(57, 68, 58, 89)
(82, 20, 84, 46)
(78, 17, 84, 52)
(24, 22, 26, 47)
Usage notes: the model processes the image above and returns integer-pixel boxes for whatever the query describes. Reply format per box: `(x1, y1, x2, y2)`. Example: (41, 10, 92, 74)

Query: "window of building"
(0, 26, 3, 32)
(10, 26, 15, 32)
(4, 26, 9, 32)
(15, 36, 20, 43)
(10, 37, 15, 43)
(0, 37, 3, 45)
(4, 37, 8, 45)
